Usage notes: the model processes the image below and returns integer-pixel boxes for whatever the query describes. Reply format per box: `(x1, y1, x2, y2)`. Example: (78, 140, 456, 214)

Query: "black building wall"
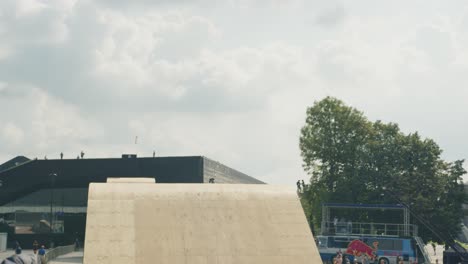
(202, 157, 264, 184)
(0, 155, 263, 248)
(0, 156, 205, 206)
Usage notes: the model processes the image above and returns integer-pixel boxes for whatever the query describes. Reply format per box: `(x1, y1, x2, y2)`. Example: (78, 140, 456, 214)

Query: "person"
(333, 216, 338, 233)
(38, 245, 46, 263)
(296, 180, 301, 192)
(14, 247, 22, 257)
(74, 238, 80, 250)
(60, 152, 63, 159)
(335, 252, 343, 264)
(80, 151, 84, 159)
(33, 240, 39, 254)
(343, 256, 350, 264)
(153, 151, 155, 158)
(361, 254, 368, 264)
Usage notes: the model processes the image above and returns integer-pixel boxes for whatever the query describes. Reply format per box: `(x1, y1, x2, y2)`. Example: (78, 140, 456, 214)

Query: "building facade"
(0, 155, 263, 248)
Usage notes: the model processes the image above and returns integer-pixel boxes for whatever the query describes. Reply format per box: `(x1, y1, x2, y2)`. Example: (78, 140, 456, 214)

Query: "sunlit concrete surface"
(84, 182, 321, 264)
(106, 178, 156, 183)
(0, 250, 15, 261)
(0, 250, 36, 264)
(425, 244, 444, 264)
(49, 251, 84, 264)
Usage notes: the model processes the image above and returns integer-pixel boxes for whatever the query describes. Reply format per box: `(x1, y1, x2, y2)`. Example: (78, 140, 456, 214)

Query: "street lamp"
(49, 173, 57, 234)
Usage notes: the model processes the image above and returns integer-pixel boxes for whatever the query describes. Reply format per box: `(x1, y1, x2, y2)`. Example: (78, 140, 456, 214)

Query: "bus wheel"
(378, 258, 389, 264)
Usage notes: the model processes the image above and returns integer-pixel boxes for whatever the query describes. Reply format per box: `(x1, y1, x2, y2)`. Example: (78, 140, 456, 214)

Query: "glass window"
(393, 240, 403, 250)
(365, 238, 403, 250)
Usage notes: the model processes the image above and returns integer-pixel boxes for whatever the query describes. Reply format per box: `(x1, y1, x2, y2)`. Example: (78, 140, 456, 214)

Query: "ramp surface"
(84, 183, 321, 264)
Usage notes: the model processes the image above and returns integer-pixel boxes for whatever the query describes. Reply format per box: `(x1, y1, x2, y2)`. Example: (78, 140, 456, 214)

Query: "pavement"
(0, 249, 35, 261)
(0, 250, 15, 261)
(0, 244, 446, 264)
(0, 250, 38, 264)
(424, 244, 444, 264)
(49, 251, 83, 264)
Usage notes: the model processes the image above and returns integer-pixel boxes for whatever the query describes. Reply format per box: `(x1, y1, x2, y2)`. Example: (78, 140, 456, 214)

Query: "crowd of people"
(1, 241, 47, 264)
(330, 251, 407, 264)
(296, 179, 307, 193)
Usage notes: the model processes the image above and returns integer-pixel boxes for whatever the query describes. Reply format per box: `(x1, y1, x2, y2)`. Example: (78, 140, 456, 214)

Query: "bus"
(316, 235, 424, 264)
(317, 203, 432, 263)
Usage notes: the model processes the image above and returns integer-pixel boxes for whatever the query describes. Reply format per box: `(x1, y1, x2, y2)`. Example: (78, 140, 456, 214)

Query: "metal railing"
(321, 221, 418, 237)
(42, 244, 75, 263)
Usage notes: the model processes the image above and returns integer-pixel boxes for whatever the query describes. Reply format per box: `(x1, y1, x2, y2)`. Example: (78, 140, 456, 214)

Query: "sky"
(1, 0, 468, 184)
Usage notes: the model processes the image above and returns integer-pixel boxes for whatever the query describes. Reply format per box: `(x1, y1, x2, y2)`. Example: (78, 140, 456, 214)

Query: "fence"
(42, 244, 75, 263)
(321, 221, 418, 237)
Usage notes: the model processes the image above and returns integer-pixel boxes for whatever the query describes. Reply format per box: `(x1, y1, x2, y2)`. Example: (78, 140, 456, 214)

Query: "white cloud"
(0, 84, 104, 159)
(0, 0, 73, 48)
(1, 0, 468, 184)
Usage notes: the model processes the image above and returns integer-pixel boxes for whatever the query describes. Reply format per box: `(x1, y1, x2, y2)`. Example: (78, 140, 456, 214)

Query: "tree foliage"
(300, 97, 466, 243)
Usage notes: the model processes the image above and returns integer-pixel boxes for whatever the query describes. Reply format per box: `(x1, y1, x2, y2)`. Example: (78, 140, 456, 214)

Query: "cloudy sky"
(1, 0, 468, 184)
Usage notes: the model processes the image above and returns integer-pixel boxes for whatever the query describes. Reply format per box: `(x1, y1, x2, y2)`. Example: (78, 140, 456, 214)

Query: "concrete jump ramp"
(83, 180, 321, 264)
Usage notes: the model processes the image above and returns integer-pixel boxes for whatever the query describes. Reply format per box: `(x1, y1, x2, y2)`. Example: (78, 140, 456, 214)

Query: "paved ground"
(49, 251, 83, 264)
(0, 250, 35, 262)
(0, 250, 15, 261)
(0, 243, 447, 264)
(424, 244, 444, 264)
(14, 246, 446, 264)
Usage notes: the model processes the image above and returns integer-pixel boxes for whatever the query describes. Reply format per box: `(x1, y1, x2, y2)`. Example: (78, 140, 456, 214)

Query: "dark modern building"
(0, 155, 264, 248)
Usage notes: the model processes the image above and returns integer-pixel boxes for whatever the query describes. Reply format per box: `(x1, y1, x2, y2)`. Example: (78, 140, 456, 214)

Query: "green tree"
(299, 97, 466, 243)
(299, 97, 371, 200)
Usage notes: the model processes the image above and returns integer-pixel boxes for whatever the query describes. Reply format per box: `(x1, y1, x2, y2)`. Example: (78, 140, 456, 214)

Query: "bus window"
(330, 237, 356, 249)
(364, 238, 404, 250)
(393, 239, 403, 250)
(378, 239, 394, 250)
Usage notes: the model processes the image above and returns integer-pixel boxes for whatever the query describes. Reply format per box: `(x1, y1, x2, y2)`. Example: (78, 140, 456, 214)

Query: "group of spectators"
(296, 180, 307, 193)
(330, 251, 406, 264)
(1, 241, 46, 264)
(44, 151, 85, 160)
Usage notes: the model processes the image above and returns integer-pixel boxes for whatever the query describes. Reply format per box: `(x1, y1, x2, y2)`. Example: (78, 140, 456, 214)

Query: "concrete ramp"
(83, 183, 321, 264)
